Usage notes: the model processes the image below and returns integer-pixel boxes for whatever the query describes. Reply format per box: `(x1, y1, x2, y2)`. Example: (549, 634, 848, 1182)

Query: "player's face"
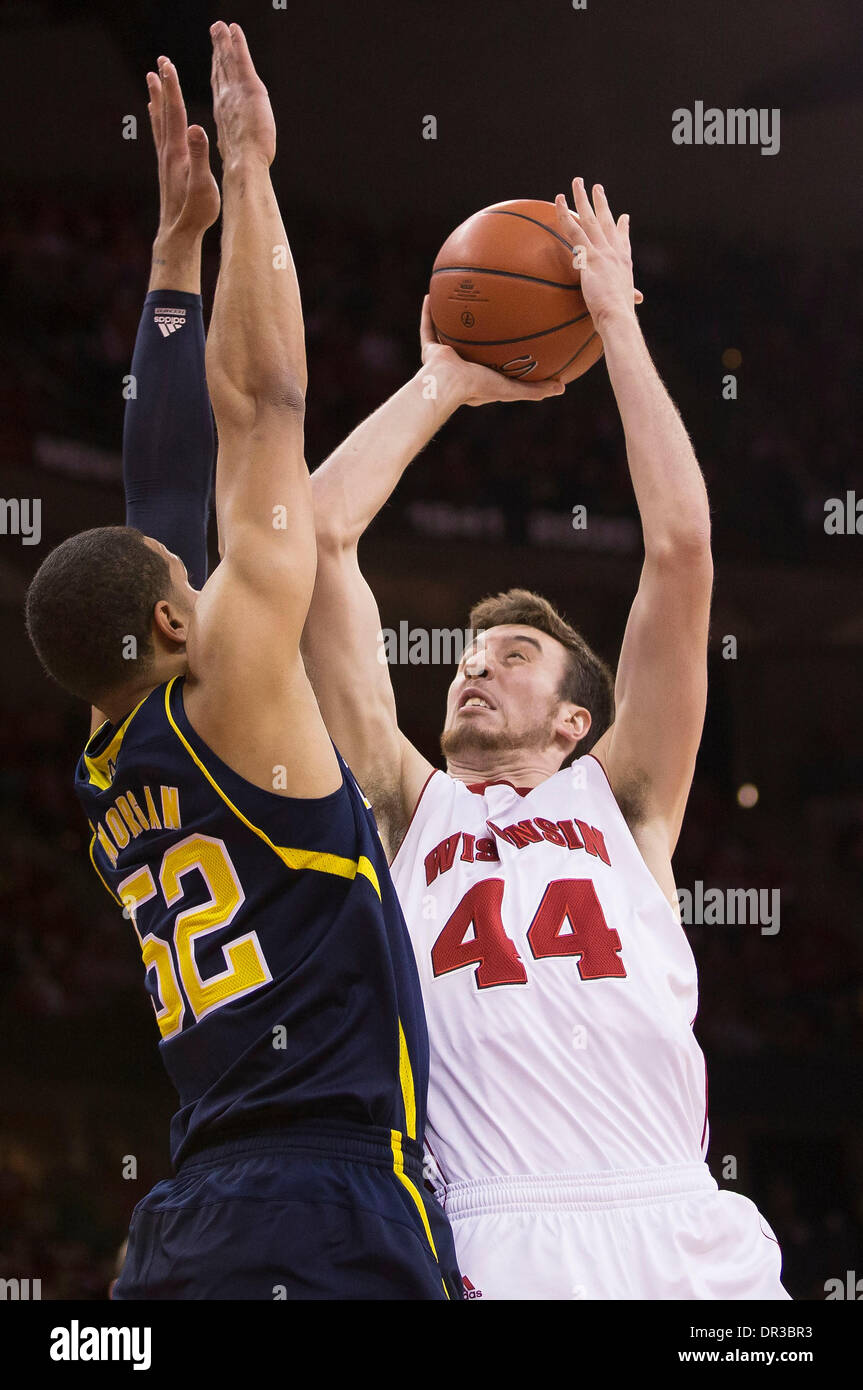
(441, 625, 571, 761)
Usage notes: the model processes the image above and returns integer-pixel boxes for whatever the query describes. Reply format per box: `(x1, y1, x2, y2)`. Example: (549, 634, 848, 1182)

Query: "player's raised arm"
(87, 58, 220, 739)
(185, 21, 339, 798)
(555, 179, 713, 860)
(304, 300, 564, 852)
(124, 57, 219, 589)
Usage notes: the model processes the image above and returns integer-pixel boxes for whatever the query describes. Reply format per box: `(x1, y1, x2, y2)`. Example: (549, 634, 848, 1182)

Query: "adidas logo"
(462, 1275, 483, 1299)
(154, 307, 187, 338)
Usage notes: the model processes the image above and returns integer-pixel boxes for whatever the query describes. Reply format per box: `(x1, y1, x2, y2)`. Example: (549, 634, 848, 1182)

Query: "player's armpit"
(592, 541, 713, 855)
(302, 534, 433, 850)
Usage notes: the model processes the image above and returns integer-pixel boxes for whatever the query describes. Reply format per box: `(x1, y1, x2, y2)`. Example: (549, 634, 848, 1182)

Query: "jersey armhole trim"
(165, 677, 382, 897)
(584, 750, 615, 797)
(390, 767, 441, 871)
(585, 751, 682, 927)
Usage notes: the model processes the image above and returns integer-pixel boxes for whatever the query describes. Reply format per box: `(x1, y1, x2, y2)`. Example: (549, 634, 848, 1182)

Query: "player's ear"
(560, 702, 591, 750)
(153, 598, 189, 648)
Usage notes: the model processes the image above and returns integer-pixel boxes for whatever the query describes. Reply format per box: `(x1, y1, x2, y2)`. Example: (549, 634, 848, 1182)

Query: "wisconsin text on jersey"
(424, 811, 611, 885)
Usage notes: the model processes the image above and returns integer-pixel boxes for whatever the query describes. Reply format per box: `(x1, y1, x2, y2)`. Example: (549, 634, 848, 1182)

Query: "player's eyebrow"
(460, 632, 542, 667)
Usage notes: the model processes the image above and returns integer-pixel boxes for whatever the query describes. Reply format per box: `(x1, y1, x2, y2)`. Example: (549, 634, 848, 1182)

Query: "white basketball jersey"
(391, 754, 709, 1187)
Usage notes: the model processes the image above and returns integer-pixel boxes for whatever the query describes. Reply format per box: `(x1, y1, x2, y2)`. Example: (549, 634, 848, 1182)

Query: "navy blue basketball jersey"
(75, 676, 430, 1181)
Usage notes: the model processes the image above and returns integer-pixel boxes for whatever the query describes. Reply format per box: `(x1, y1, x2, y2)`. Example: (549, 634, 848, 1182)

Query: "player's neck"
(444, 753, 560, 790)
(98, 658, 187, 726)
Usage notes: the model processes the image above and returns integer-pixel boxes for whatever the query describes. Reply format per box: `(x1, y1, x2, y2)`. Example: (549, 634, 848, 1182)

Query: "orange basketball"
(429, 199, 603, 384)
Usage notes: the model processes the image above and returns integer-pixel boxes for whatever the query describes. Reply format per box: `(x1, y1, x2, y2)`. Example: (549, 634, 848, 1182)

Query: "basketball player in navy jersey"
(25, 23, 459, 1301)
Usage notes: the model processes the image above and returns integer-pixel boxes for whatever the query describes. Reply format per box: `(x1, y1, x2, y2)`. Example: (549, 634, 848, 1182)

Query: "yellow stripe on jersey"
(390, 1129, 449, 1299)
(84, 695, 149, 790)
(88, 826, 124, 905)
(398, 1019, 417, 1141)
(163, 678, 382, 898)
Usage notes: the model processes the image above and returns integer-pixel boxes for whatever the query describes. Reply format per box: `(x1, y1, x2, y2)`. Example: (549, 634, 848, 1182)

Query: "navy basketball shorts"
(113, 1123, 462, 1300)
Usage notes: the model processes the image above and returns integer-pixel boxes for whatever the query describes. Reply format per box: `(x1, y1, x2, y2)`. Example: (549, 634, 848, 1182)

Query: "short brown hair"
(25, 526, 174, 705)
(468, 588, 615, 758)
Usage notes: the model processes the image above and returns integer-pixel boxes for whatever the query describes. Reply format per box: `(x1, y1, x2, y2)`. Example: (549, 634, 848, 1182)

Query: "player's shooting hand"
(554, 179, 644, 331)
(419, 296, 565, 408)
(147, 59, 220, 241)
(210, 22, 276, 169)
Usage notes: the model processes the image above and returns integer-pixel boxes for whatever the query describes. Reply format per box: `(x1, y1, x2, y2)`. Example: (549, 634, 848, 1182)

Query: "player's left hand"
(554, 179, 644, 331)
(419, 296, 566, 407)
(147, 58, 221, 242)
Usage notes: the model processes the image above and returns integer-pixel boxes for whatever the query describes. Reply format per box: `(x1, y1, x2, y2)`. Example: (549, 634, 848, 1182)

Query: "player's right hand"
(419, 296, 566, 408)
(210, 21, 277, 168)
(147, 58, 220, 241)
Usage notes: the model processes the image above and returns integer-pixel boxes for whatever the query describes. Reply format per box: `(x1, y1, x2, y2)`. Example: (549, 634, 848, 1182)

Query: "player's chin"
(440, 722, 506, 760)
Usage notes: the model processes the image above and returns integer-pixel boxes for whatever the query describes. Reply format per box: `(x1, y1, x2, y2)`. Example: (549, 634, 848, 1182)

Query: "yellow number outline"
(118, 865, 185, 1039)
(119, 836, 271, 1039)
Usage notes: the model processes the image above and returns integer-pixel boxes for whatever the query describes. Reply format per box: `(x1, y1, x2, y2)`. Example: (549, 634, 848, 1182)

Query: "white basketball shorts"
(443, 1163, 790, 1300)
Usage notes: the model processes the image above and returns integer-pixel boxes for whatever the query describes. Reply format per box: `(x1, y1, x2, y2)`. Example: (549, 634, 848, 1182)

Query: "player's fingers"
(554, 194, 589, 249)
(228, 22, 257, 79)
(186, 125, 211, 163)
(591, 183, 617, 238)
(186, 125, 217, 197)
(571, 177, 599, 239)
(146, 73, 162, 150)
(157, 57, 173, 153)
(160, 60, 188, 155)
(210, 21, 230, 94)
(419, 295, 437, 350)
(499, 377, 566, 402)
(634, 289, 644, 305)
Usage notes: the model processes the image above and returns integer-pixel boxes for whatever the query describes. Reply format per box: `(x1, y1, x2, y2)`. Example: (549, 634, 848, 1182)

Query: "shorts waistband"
(177, 1121, 424, 1179)
(443, 1162, 717, 1217)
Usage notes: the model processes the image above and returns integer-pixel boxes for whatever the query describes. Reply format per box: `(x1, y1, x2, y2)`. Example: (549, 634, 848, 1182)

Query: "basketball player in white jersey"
(302, 179, 788, 1299)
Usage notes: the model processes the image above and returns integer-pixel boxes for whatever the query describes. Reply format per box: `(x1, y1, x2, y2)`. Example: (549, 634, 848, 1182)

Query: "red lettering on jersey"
(574, 819, 610, 865)
(474, 837, 499, 862)
(527, 879, 626, 979)
(535, 816, 567, 847)
(487, 820, 514, 845)
(557, 819, 584, 849)
(431, 879, 528, 988)
(424, 834, 461, 886)
(460, 833, 475, 862)
(502, 819, 543, 849)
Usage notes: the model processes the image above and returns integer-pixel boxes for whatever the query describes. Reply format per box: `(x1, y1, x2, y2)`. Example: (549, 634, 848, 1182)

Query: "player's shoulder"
(77, 682, 171, 795)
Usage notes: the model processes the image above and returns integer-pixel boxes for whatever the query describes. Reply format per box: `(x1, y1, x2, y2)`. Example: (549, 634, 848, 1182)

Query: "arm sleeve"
(123, 289, 214, 591)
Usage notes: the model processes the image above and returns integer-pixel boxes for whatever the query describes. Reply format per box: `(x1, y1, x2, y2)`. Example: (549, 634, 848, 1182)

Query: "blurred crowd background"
(1, 194, 861, 562)
(1, 0, 862, 1301)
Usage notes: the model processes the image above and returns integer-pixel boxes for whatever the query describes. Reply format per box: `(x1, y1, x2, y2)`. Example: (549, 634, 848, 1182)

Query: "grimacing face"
(441, 624, 579, 763)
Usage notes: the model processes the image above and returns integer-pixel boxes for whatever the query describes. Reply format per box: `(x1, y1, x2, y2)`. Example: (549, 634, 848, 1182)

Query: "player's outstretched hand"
(210, 21, 276, 168)
(419, 296, 565, 408)
(554, 179, 644, 330)
(147, 58, 220, 241)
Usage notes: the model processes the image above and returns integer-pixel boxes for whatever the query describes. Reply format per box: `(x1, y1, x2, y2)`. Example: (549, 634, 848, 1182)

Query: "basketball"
(428, 199, 603, 384)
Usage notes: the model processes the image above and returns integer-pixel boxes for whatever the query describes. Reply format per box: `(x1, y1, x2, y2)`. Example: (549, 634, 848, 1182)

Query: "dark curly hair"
(25, 526, 175, 705)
